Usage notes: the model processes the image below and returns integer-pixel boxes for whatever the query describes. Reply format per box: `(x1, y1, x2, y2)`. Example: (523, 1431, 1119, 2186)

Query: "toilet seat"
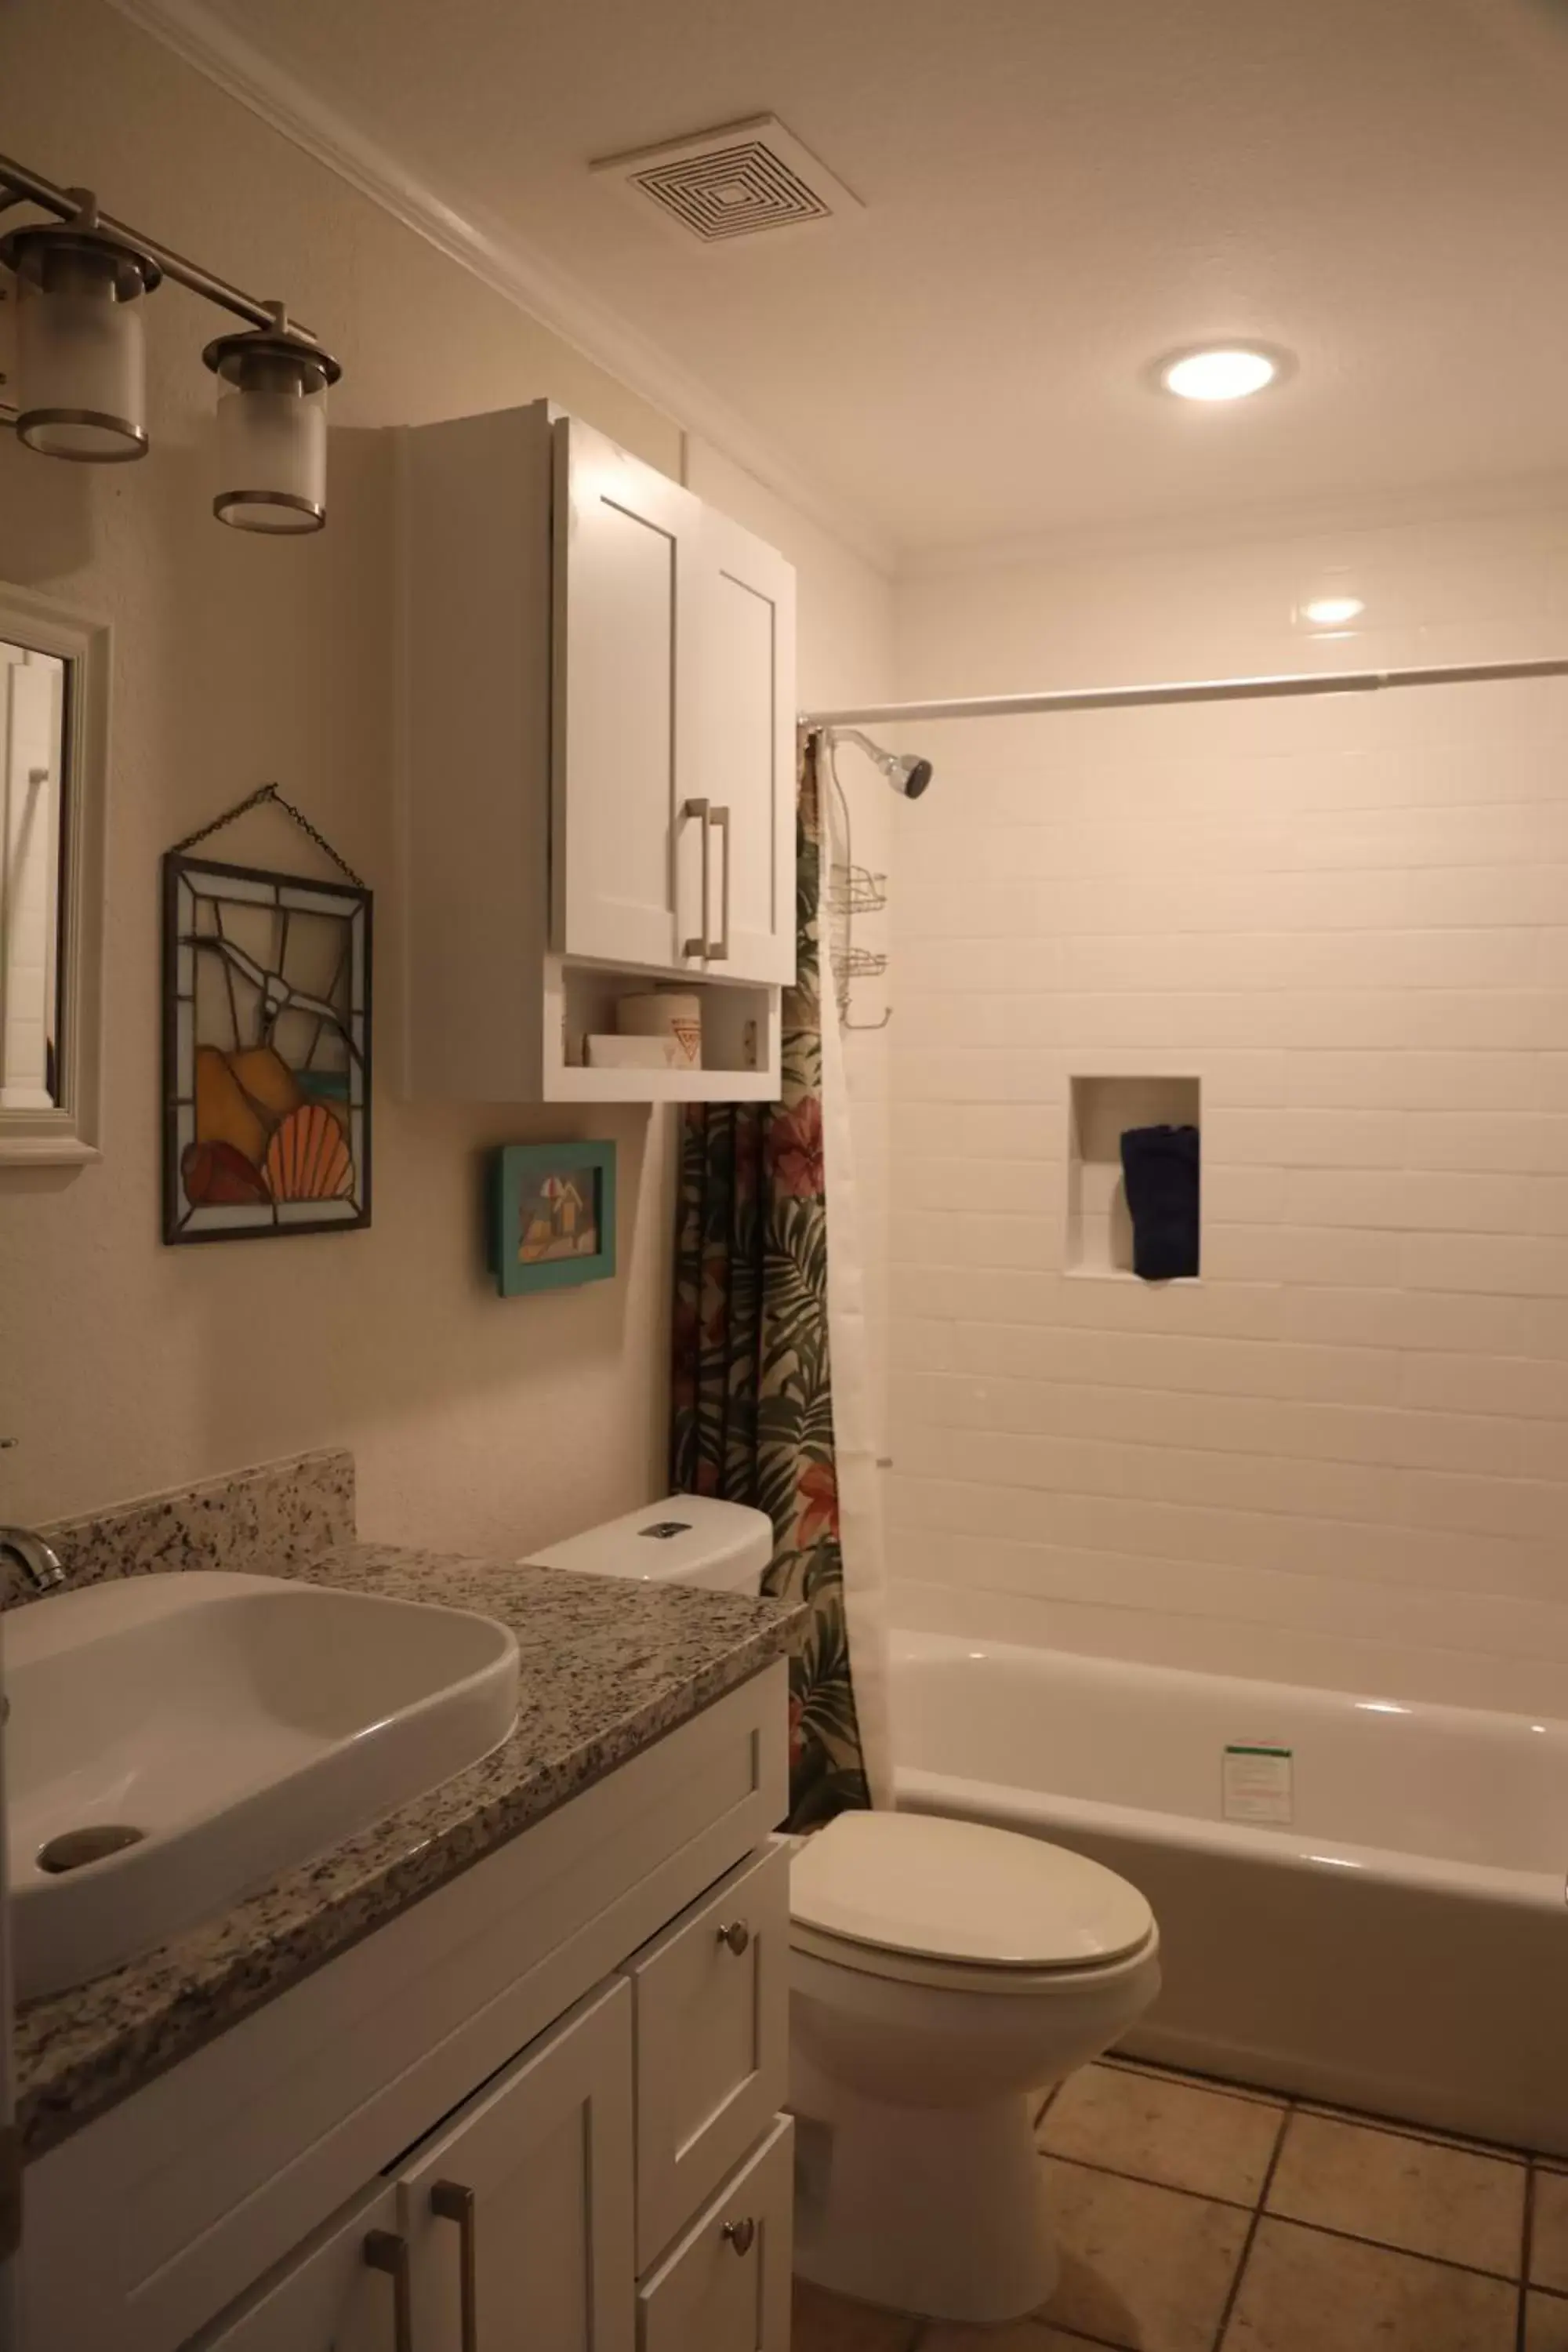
(790, 1811, 1155, 1989)
(793, 1918, 1158, 1995)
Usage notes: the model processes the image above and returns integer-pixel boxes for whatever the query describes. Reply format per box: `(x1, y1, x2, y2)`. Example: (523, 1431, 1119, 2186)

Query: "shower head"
(827, 726, 934, 800)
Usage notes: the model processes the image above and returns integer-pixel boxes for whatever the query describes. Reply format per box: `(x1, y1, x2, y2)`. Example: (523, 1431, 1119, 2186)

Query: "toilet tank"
(522, 1494, 775, 1593)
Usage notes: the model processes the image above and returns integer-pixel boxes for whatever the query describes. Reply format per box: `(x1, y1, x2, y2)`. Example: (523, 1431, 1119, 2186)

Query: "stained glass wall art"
(162, 853, 372, 1243)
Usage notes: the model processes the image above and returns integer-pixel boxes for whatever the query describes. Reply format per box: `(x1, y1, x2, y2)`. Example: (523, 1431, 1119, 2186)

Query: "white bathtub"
(891, 1628, 1568, 2154)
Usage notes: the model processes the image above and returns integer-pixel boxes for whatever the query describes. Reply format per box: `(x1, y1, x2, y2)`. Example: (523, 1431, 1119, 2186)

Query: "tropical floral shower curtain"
(671, 735, 878, 1826)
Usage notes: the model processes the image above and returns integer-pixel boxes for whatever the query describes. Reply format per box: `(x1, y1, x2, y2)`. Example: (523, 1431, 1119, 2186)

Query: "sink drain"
(37, 1825, 147, 1875)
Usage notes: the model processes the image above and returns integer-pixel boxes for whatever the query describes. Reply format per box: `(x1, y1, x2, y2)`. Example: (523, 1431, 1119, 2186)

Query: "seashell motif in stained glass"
(264, 1101, 354, 1201)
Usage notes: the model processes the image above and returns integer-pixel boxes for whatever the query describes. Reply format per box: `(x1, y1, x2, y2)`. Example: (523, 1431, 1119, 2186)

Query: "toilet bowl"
(789, 1809, 1160, 2325)
(523, 1494, 1162, 2327)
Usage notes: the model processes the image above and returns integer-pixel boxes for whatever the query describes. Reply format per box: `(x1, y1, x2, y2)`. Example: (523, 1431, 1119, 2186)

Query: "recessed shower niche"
(1066, 1074, 1201, 1279)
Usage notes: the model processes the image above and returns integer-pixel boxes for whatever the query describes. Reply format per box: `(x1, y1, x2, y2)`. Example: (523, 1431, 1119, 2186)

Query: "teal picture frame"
(491, 1141, 617, 1296)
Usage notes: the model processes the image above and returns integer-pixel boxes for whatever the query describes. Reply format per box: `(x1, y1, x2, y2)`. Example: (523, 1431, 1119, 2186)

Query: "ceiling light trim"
(103, 0, 895, 571)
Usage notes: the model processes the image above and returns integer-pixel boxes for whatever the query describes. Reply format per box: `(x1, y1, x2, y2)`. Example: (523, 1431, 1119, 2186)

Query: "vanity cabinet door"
(552, 416, 705, 976)
(183, 2181, 403, 2352)
(398, 1976, 635, 2352)
(695, 512, 797, 988)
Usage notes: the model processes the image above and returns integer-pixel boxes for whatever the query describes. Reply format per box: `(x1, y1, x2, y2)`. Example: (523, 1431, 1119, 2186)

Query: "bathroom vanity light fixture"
(1156, 344, 1287, 401)
(0, 151, 343, 533)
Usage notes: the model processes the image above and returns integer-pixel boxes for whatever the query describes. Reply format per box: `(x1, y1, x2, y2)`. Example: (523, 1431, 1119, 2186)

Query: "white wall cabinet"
(553, 421, 704, 978)
(27, 1665, 792, 2352)
(401, 402, 797, 1105)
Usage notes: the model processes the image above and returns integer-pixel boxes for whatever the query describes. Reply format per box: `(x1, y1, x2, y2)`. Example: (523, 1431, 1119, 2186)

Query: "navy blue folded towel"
(1120, 1124, 1200, 1281)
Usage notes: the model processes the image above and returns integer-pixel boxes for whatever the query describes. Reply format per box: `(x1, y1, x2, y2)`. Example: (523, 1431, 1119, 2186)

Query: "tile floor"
(793, 2053, 1566, 2352)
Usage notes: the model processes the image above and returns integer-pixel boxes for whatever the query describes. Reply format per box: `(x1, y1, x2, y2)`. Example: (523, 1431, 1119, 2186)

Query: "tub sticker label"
(1222, 1744, 1294, 1825)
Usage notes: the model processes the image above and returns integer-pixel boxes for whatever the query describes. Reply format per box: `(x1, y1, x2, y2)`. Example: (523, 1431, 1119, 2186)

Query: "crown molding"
(106, 0, 895, 573)
(904, 469, 1568, 581)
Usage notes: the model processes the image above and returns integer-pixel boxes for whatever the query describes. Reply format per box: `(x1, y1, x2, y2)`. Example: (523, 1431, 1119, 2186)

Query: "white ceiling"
(140, 0, 1568, 555)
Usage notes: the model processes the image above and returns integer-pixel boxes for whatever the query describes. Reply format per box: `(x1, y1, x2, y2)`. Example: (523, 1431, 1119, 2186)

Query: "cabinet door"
(637, 2117, 793, 2352)
(398, 1977, 634, 2352)
(183, 2183, 403, 2352)
(553, 416, 703, 974)
(697, 512, 797, 986)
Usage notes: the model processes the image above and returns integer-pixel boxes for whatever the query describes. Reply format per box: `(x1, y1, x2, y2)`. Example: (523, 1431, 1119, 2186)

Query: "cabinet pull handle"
(364, 2227, 415, 2352)
(430, 2180, 479, 2352)
(716, 1918, 751, 1956)
(710, 803, 731, 962)
(724, 2216, 757, 2256)
(682, 796, 711, 959)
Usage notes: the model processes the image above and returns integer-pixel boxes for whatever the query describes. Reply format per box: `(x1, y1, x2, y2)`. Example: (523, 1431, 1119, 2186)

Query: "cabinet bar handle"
(430, 2180, 479, 2352)
(724, 2216, 757, 2256)
(717, 1918, 751, 1956)
(364, 2228, 415, 2352)
(710, 804, 731, 962)
(682, 796, 711, 959)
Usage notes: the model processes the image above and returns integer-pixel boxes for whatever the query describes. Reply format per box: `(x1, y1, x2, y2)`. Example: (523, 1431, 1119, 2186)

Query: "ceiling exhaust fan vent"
(591, 116, 861, 245)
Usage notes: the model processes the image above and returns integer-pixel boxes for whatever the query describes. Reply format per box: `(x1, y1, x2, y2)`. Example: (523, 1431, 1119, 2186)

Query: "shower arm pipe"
(800, 655, 1568, 731)
(0, 151, 317, 338)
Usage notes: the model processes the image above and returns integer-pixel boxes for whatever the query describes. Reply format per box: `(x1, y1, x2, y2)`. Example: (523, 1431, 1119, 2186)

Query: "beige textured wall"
(888, 495, 1568, 1714)
(0, 0, 894, 1546)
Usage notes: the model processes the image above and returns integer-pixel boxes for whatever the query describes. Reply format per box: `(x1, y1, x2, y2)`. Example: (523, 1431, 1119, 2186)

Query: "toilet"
(524, 1495, 1162, 2327)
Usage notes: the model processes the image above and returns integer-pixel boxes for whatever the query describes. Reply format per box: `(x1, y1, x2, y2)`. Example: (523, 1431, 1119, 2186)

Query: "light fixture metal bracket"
(0, 149, 339, 437)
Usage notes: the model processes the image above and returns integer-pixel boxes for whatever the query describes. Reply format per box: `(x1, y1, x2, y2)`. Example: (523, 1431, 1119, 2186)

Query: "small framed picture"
(490, 1141, 617, 1296)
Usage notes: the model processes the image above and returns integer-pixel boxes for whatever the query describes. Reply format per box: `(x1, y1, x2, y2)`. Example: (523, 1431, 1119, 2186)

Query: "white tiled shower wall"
(882, 491, 1568, 1713)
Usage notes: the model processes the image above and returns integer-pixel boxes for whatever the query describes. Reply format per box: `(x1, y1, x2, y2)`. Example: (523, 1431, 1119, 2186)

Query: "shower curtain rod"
(800, 655, 1568, 731)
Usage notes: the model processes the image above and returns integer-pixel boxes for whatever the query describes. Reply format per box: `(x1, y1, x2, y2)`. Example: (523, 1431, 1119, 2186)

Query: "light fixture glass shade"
(0, 224, 159, 461)
(205, 327, 339, 535)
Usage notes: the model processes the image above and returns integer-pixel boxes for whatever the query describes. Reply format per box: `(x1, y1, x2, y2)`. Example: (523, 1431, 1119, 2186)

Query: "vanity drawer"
(637, 2115, 793, 2352)
(626, 1836, 790, 2267)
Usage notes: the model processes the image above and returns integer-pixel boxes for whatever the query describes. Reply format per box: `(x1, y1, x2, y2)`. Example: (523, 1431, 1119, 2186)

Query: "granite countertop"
(16, 1541, 803, 2161)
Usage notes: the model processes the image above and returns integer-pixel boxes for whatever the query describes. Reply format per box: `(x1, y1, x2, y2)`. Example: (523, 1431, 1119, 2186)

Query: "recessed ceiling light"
(1156, 345, 1284, 401)
(1301, 595, 1365, 627)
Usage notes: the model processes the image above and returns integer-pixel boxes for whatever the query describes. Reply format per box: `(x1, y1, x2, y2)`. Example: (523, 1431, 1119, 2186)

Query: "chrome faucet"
(0, 1527, 67, 1595)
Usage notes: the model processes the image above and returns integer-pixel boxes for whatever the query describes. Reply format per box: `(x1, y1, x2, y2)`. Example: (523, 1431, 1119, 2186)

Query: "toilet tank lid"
(522, 1494, 774, 1588)
(791, 1812, 1155, 1971)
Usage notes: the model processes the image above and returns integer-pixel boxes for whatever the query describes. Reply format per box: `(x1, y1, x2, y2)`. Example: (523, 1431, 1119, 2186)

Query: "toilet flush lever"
(716, 1918, 750, 1956)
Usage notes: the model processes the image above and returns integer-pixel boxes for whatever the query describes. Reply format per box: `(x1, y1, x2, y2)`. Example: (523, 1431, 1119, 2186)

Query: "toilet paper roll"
(617, 990, 702, 1069)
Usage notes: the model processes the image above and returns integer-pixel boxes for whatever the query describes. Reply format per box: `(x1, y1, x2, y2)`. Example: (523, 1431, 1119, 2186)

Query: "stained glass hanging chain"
(170, 783, 366, 887)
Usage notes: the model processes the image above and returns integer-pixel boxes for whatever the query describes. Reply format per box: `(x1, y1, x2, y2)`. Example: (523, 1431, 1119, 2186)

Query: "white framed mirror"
(0, 583, 108, 1165)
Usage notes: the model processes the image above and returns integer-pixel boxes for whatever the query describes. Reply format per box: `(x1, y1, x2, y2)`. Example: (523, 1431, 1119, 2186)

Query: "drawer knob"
(717, 1918, 751, 1956)
(724, 2216, 757, 2256)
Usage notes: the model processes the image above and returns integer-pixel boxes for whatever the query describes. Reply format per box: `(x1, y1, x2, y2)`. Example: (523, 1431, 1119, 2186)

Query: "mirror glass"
(0, 637, 67, 1111)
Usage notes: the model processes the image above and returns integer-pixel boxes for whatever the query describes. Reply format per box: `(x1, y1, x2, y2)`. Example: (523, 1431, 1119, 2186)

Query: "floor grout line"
(1099, 2053, 1286, 2112)
(1023, 2323, 1137, 2349)
(1037, 2147, 1269, 2214)
(1519, 2162, 1538, 2352)
(1259, 2207, 1529, 2288)
(1105, 2056, 1537, 2163)
(1290, 2098, 1532, 2166)
(1208, 2096, 1294, 2352)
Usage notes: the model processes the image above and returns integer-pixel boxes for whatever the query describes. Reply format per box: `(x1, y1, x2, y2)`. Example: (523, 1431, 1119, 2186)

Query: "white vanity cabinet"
(22, 1664, 793, 2352)
(399, 401, 797, 1106)
(187, 1973, 634, 2352)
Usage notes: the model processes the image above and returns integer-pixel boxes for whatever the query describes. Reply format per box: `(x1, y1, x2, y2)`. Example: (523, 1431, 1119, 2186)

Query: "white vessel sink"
(5, 1570, 520, 2000)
